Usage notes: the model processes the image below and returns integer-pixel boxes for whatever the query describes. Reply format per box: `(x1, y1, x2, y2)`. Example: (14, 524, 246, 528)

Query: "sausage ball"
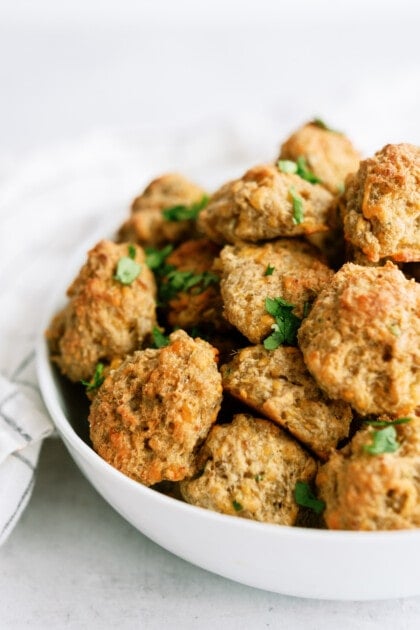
(342, 144, 420, 262)
(221, 346, 352, 459)
(46, 240, 156, 382)
(198, 164, 334, 244)
(219, 239, 333, 343)
(118, 173, 207, 247)
(180, 413, 317, 525)
(317, 416, 420, 530)
(279, 120, 361, 194)
(89, 330, 223, 486)
(298, 262, 420, 417)
(163, 238, 230, 332)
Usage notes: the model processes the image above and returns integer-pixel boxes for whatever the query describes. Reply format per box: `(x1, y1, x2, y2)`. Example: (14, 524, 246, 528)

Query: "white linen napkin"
(0, 94, 418, 544)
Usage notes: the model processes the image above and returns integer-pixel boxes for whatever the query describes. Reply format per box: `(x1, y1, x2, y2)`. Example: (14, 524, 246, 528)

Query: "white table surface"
(1, 2, 420, 627)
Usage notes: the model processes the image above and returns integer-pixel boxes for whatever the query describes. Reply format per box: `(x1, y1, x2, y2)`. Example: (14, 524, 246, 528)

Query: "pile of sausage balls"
(47, 120, 420, 531)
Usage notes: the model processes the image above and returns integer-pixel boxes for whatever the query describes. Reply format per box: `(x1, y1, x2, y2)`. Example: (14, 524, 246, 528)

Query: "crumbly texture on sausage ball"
(298, 262, 420, 417)
(180, 413, 317, 525)
(218, 239, 333, 343)
(118, 173, 207, 247)
(279, 120, 361, 194)
(162, 238, 230, 332)
(221, 346, 352, 459)
(89, 330, 223, 486)
(317, 416, 420, 530)
(342, 144, 420, 263)
(197, 164, 334, 244)
(46, 240, 157, 382)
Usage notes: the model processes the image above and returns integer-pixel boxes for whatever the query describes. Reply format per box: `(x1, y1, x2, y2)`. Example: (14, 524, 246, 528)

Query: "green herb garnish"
(254, 473, 265, 482)
(364, 417, 412, 428)
(232, 500, 243, 512)
(128, 244, 136, 260)
(312, 118, 341, 133)
(162, 194, 209, 222)
(264, 264, 275, 276)
(159, 269, 219, 304)
(294, 481, 325, 515)
(363, 425, 400, 455)
(289, 187, 304, 225)
(152, 326, 170, 349)
(278, 157, 321, 184)
(81, 362, 105, 392)
(263, 297, 301, 349)
(389, 324, 401, 337)
(114, 256, 142, 285)
(145, 245, 173, 272)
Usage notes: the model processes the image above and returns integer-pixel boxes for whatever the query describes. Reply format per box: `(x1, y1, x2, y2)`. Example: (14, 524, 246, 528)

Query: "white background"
(1, 1, 420, 628)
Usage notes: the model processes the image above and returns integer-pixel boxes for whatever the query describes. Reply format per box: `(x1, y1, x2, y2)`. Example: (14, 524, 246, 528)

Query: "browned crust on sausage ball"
(118, 173, 207, 247)
(180, 413, 317, 525)
(279, 120, 361, 194)
(316, 417, 420, 530)
(298, 262, 420, 417)
(219, 239, 333, 343)
(342, 144, 420, 263)
(89, 330, 223, 486)
(197, 164, 334, 244)
(46, 240, 156, 382)
(221, 345, 352, 459)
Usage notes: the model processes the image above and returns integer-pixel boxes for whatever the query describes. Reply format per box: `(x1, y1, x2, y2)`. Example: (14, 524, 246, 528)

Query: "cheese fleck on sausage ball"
(46, 240, 156, 382)
(221, 345, 352, 459)
(89, 330, 223, 486)
(219, 239, 333, 343)
(118, 173, 207, 247)
(298, 262, 420, 417)
(316, 416, 420, 530)
(180, 414, 317, 525)
(279, 120, 361, 194)
(342, 143, 420, 263)
(198, 164, 334, 244)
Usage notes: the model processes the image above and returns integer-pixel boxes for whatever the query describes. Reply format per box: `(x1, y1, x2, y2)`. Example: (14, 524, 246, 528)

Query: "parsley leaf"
(232, 500, 243, 512)
(363, 425, 400, 455)
(145, 245, 174, 272)
(162, 194, 209, 222)
(114, 256, 142, 285)
(128, 244, 136, 260)
(289, 187, 304, 225)
(81, 362, 105, 392)
(294, 481, 325, 515)
(159, 269, 219, 304)
(264, 264, 275, 276)
(364, 417, 412, 428)
(263, 297, 301, 349)
(312, 118, 342, 134)
(152, 326, 170, 348)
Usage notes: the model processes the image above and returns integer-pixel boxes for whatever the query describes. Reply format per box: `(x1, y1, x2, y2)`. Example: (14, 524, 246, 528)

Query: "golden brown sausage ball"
(118, 173, 207, 247)
(298, 262, 420, 417)
(279, 120, 361, 194)
(221, 345, 352, 459)
(316, 416, 420, 530)
(163, 238, 230, 332)
(89, 330, 223, 486)
(197, 164, 334, 244)
(180, 413, 317, 525)
(342, 144, 420, 263)
(46, 240, 156, 382)
(219, 239, 333, 343)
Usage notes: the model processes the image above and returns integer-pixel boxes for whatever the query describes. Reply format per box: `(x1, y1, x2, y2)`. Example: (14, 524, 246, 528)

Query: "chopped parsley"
(363, 425, 400, 455)
(263, 297, 301, 349)
(289, 187, 304, 225)
(254, 473, 265, 482)
(162, 194, 209, 222)
(152, 326, 170, 348)
(114, 245, 142, 285)
(278, 157, 321, 184)
(232, 500, 243, 512)
(389, 323, 401, 337)
(294, 481, 325, 515)
(264, 264, 275, 276)
(159, 269, 219, 304)
(145, 244, 173, 272)
(311, 117, 341, 133)
(81, 362, 105, 392)
(364, 417, 412, 428)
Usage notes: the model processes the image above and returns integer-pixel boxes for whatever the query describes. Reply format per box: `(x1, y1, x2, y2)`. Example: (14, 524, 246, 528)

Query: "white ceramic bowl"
(36, 247, 420, 602)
